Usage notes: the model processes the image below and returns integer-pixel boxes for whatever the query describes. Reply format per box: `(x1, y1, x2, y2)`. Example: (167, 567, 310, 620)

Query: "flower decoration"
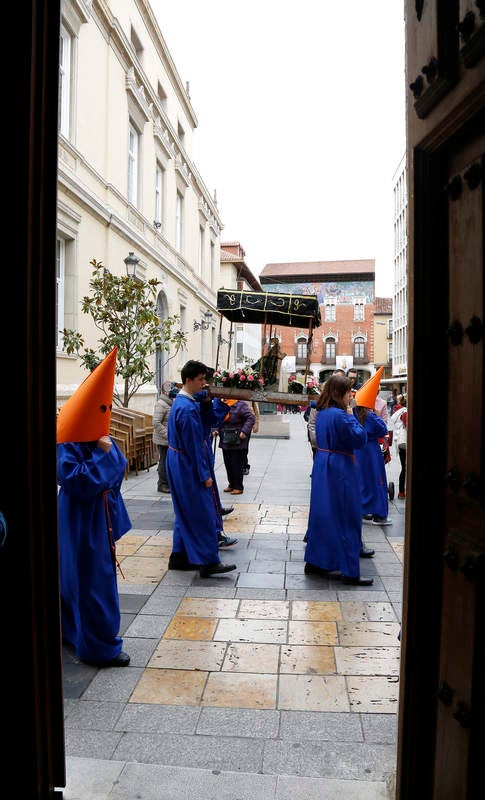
(306, 380, 320, 396)
(288, 376, 320, 395)
(212, 366, 267, 390)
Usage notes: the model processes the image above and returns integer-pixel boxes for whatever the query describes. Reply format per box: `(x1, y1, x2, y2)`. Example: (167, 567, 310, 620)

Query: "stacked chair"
(109, 407, 157, 477)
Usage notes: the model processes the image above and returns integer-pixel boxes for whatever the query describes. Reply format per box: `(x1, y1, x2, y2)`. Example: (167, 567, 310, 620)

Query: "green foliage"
(62, 258, 187, 406)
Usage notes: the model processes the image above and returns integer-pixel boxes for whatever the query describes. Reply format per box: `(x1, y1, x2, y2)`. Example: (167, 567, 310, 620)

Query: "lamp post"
(193, 310, 213, 331)
(124, 251, 140, 279)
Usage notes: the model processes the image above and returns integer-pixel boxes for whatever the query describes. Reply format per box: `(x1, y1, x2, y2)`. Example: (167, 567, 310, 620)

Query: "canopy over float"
(212, 288, 322, 406)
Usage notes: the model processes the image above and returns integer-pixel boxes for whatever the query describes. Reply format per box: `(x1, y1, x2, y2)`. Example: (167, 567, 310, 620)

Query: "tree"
(62, 258, 187, 407)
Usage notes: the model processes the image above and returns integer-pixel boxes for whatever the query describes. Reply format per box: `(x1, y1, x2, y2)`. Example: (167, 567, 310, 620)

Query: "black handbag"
(220, 427, 241, 445)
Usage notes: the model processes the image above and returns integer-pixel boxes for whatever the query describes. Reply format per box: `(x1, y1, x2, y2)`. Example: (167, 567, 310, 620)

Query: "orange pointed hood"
(354, 366, 384, 410)
(57, 348, 117, 443)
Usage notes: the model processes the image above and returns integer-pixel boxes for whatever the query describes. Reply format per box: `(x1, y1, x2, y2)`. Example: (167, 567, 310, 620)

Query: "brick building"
(259, 259, 376, 387)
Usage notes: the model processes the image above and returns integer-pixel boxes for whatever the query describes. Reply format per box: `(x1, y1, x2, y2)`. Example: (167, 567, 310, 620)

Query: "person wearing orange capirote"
(57, 348, 132, 668)
(353, 367, 393, 528)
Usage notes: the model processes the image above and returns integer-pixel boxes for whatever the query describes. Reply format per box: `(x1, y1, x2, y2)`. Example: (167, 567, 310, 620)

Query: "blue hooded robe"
(304, 407, 367, 579)
(166, 392, 220, 565)
(57, 438, 131, 664)
(353, 409, 389, 518)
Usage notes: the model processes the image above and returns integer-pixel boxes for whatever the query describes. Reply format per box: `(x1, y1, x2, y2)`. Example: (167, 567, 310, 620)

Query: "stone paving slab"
(62, 415, 401, 799)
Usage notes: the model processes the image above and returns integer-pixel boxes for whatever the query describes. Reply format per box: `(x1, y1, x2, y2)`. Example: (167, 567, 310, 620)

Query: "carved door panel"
(435, 144, 484, 799)
(401, 3, 485, 799)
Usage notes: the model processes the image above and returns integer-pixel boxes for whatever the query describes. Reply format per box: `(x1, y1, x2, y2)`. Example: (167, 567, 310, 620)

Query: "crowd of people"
(57, 351, 406, 668)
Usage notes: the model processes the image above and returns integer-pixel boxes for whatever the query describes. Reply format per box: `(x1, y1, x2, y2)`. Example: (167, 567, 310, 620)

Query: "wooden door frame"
(397, 105, 485, 797)
(1, 1, 65, 796)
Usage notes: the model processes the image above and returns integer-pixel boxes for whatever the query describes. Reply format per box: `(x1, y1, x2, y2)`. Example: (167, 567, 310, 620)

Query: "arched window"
(353, 336, 365, 360)
(325, 337, 336, 360)
(155, 291, 169, 394)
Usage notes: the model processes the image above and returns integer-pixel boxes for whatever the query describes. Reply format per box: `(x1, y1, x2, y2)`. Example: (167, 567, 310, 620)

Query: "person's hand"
(203, 477, 213, 488)
(97, 435, 112, 452)
(212, 429, 219, 437)
(239, 432, 246, 439)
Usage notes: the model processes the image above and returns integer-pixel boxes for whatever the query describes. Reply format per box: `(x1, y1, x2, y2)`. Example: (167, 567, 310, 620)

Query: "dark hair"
(316, 374, 351, 411)
(354, 406, 370, 425)
(181, 360, 208, 383)
(346, 368, 357, 377)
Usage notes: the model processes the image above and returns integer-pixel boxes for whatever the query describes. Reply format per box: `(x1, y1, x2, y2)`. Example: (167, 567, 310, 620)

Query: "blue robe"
(57, 438, 131, 663)
(354, 410, 389, 518)
(166, 392, 220, 565)
(304, 407, 367, 578)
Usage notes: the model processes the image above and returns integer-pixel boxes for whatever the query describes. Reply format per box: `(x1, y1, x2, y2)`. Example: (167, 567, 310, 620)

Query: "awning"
(217, 289, 321, 328)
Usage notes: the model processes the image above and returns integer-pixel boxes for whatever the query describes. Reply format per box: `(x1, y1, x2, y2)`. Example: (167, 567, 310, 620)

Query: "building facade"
(392, 152, 408, 380)
(57, 0, 223, 411)
(373, 296, 393, 379)
(259, 259, 377, 387)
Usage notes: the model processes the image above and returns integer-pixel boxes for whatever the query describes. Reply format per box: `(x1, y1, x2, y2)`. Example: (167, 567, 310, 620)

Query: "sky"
(151, 1, 406, 296)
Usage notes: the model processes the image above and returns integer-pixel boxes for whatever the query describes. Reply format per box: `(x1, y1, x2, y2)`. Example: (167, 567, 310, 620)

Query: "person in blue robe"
(304, 373, 371, 586)
(166, 360, 236, 577)
(353, 406, 391, 524)
(195, 390, 237, 547)
(57, 436, 132, 666)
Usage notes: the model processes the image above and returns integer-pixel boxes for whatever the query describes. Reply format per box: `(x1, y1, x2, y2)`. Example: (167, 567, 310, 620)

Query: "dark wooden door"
(399, 4, 484, 798)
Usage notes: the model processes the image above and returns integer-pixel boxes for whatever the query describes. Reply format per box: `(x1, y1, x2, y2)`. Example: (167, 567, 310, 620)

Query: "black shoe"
(360, 547, 375, 558)
(158, 485, 170, 493)
(220, 506, 234, 516)
(303, 533, 308, 543)
(199, 562, 236, 578)
(242, 467, 250, 475)
(304, 562, 329, 576)
(85, 651, 130, 668)
(168, 553, 197, 571)
(342, 576, 374, 586)
(218, 534, 238, 548)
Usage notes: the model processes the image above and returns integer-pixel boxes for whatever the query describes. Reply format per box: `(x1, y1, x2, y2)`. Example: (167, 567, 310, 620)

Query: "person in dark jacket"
(212, 398, 255, 495)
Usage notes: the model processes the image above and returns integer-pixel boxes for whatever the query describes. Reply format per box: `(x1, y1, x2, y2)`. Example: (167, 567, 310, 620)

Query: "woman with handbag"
(213, 398, 255, 495)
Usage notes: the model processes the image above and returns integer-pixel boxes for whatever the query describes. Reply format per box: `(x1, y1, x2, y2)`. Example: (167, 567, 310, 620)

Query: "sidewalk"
(61, 413, 404, 800)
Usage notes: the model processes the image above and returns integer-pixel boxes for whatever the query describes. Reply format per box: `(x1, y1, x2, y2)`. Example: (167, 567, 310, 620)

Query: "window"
(210, 240, 215, 288)
(128, 122, 139, 206)
(325, 300, 336, 322)
(177, 121, 185, 146)
(56, 238, 66, 350)
(198, 225, 205, 276)
(388, 341, 393, 362)
(59, 25, 72, 137)
(175, 190, 183, 252)
(387, 319, 393, 337)
(325, 338, 336, 360)
(157, 81, 167, 110)
(354, 337, 365, 359)
(353, 300, 365, 321)
(296, 337, 307, 359)
(130, 26, 143, 61)
(179, 305, 187, 346)
(155, 162, 164, 228)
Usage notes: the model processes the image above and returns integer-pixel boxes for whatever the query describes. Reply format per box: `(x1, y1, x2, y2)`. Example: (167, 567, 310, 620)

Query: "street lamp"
(124, 251, 140, 278)
(218, 330, 233, 346)
(193, 310, 213, 331)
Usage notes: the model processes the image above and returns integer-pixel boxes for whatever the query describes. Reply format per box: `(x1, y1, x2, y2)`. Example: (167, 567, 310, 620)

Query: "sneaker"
(242, 468, 249, 475)
(372, 516, 393, 526)
(398, 492, 406, 499)
(218, 534, 238, 548)
(362, 514, 373, 524)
